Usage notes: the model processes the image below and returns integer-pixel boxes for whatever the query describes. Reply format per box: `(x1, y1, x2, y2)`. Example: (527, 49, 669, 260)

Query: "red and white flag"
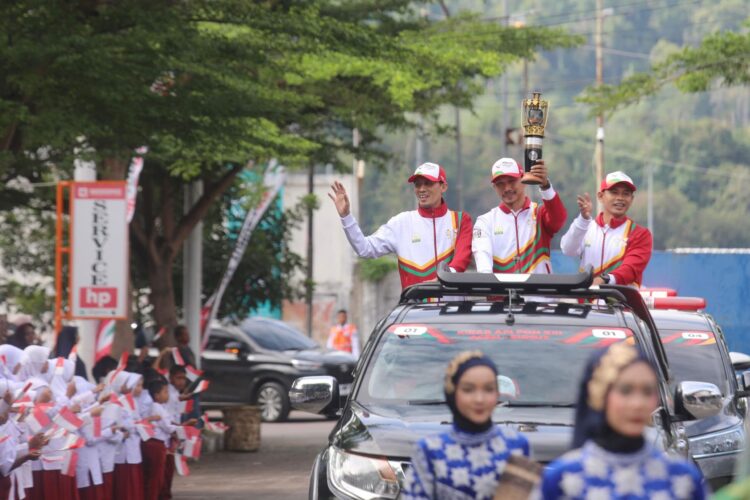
(59, 433, 85, 451)
(68, 345, 78, 364)
(174, 454, 190, 476)
(27, 407, 52, 434)
(175, 425, 200, 441)
(14, 381, 32, 403)
(181, 438, 202, 459)
(117, 352, 129, 370)
(185, 365, 203, 383)
(191, 380, 209, 395)
(172, 348, 185, 366)
(53, 407, 84, 433)
(179, 399, 194, 415)
(135, 421, 155, 441)
(61, 451, 78, 477)
(108, 394, 124, 407)
(53, 357, 65, 377)
(95, 319, 116, 362)
(121, 393, 136, 412)
(91, 416, 102, 438)
(153, 327, 166, 344)
(44, 424, 67, 441)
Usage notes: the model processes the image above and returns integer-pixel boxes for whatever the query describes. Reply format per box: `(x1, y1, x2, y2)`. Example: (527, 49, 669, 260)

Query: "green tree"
(0, 1, 578, 335)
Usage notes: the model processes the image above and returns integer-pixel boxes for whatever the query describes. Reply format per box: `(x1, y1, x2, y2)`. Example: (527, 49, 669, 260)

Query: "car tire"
(255, 381, 290, 422)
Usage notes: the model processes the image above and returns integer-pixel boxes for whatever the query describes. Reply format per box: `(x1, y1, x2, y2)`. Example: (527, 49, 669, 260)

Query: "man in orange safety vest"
(326, 309, 360, 358)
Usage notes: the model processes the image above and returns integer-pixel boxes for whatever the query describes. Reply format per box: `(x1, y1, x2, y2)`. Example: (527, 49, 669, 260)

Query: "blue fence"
(550, 251, 750, 353)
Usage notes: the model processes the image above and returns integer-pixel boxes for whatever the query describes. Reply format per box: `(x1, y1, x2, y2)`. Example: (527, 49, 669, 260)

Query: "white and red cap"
(408, 162, 447, 183)
(491, 158, 523, 182)
(600, 171, 637, 192)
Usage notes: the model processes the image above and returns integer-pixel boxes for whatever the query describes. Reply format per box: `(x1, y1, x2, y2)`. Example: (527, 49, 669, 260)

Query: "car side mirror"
(289, 376, 340, 415)
(224, 341, 250, 358)
(674, 381, 723, 420)
(735, 370, 750, 399)
(730, 352, 750, 372)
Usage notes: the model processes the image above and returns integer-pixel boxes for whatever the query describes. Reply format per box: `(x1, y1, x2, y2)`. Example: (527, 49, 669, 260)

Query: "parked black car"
(201, 318, 356, 422)
(651, 308, 747, 490)
(290, 271, 724, 499)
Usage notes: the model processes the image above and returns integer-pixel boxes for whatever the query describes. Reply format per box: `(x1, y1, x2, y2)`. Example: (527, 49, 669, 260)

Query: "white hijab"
(19, 346, 50, 380)
(0, 345, 24, 380)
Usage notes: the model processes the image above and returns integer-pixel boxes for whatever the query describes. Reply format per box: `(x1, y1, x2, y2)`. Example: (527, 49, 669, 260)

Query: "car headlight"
(327, 446, 400, 500)
(690, 425, 745, 458)
(291, 359, 323, 371)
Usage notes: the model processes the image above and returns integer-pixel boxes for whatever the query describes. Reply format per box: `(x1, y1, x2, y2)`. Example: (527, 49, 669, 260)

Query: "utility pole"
(305, 164, 314, 337)
(183, 180, 203, 368)
(595, 0, 605, 212)
(501, 0, 509, 159)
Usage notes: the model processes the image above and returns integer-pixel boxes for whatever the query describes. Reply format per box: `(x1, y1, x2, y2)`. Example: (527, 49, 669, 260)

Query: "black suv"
(201, 318, 356, 422)
(290, 271, 724, 499)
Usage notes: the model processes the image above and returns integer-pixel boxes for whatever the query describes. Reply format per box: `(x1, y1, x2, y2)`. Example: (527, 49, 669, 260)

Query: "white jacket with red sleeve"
(560, 212, 652, 287)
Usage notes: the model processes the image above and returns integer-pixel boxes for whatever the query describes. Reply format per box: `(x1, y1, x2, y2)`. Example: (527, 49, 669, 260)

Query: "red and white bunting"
(185, 365, 203, 383)
(61, 451, 78, 477)
(53, 407, 84, 433)
(191, 380, 209, 395)
(172, 348, 185, 366)
(174, 454, 190, 476)
(95, 319, 116, 363)
(27, 407, 52, 434)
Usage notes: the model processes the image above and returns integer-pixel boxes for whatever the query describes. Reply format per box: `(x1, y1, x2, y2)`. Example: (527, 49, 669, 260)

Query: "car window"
(206, 330, 235, 351)
(659, 329, 730, 396)
(240, 320, 318, 351)
(358, 323, 639, 406)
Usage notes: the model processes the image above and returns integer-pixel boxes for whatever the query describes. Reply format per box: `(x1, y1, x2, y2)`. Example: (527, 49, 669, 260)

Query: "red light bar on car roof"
(645, 296, 706, 311)
(640, 288, 678, 298)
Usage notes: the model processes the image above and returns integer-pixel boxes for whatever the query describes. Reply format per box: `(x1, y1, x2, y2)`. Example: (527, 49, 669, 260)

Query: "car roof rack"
(398, 268, 669, 379)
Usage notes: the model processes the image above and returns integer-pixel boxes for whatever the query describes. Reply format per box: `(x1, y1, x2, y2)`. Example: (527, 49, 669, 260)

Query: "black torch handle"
(524, 136, 543, 173)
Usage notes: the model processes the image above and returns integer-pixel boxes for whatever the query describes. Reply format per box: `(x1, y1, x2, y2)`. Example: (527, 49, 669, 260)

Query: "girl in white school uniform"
(73, 377, 105, 500)
(113, 373, 145, 500)
(98, 371, 128, 498)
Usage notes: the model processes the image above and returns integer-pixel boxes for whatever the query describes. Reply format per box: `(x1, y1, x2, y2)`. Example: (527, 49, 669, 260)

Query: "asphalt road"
(172, 412, 335, 499)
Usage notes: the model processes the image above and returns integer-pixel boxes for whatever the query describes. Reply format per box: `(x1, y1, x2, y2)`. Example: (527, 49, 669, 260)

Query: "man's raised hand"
(577, 193, 592, 220)
(328, 181, 351, 218)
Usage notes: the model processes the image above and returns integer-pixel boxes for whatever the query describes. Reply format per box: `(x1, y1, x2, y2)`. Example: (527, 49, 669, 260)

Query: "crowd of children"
(0, 343, 220, 500)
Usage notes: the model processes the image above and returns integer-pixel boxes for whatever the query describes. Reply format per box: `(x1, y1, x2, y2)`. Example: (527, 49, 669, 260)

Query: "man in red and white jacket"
(560, 171, 653, 287)
(472, 158, 567, 274)
(329, 162, 473, 289)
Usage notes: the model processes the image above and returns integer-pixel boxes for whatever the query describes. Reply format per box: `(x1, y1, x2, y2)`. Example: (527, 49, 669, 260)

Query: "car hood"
(331, 402, 575, 463)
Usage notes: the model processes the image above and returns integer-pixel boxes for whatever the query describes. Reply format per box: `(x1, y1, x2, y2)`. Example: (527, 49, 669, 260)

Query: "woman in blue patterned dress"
(541, 342, 707, 500)
(401, 351, 530, 499)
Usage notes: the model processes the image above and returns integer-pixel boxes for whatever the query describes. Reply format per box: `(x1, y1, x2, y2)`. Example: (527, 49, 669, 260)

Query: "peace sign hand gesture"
(328, 181, 351, 217)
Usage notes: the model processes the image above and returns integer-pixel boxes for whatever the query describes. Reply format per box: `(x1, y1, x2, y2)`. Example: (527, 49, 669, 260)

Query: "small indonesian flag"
(27, 407, 52, 434)
(117, 352, 129, 370)
(192, 380, 209, 395)
(53, 407, 84, 433)
(153, 327, 166, 344)
(156, 368, 168, 376)
(172, 348, 185, 366)
(53, 357, 65, 377)
(95, 319, 116, 363)
(59, 433, 85, 451)
(174, 454, 190, 476)
(61, 450, 78, 477)
(175, 425, 200, 441)
(44, 424, 67, 441)
(121, 393, 136, 412)
(135, 421, 155, 441)
(185, 365, 203, 383)
(14, 382, 33, 403)
(109, 394, 124, 407)
(92, 416, 102, 438)
(181, 438, 202, 459)
(68, 345, 78, 364)
(179, 399, 194, 415)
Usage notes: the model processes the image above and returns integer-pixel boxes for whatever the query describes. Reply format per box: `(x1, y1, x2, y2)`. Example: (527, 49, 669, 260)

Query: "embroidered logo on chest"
(584, 237, 592, 248)
(494, 225, 504, 235)
(411, 234, 421, 243)
(445, 228, 455, 240)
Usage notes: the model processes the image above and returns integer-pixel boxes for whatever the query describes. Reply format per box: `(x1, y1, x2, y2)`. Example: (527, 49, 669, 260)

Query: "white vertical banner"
(70, 182, 129, 319)
(200, 164, 286, 348)
(126, 146, 148, 223)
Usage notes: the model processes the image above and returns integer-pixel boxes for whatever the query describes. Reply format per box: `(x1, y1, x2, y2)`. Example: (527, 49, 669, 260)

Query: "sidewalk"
(173, 412, 335, 499)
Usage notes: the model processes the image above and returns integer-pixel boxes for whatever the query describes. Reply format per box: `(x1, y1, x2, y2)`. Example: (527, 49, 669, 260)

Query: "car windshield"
(358, 323, 638, 406)
(659, 329, 730, 396)
(240, 320, 318, 351)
